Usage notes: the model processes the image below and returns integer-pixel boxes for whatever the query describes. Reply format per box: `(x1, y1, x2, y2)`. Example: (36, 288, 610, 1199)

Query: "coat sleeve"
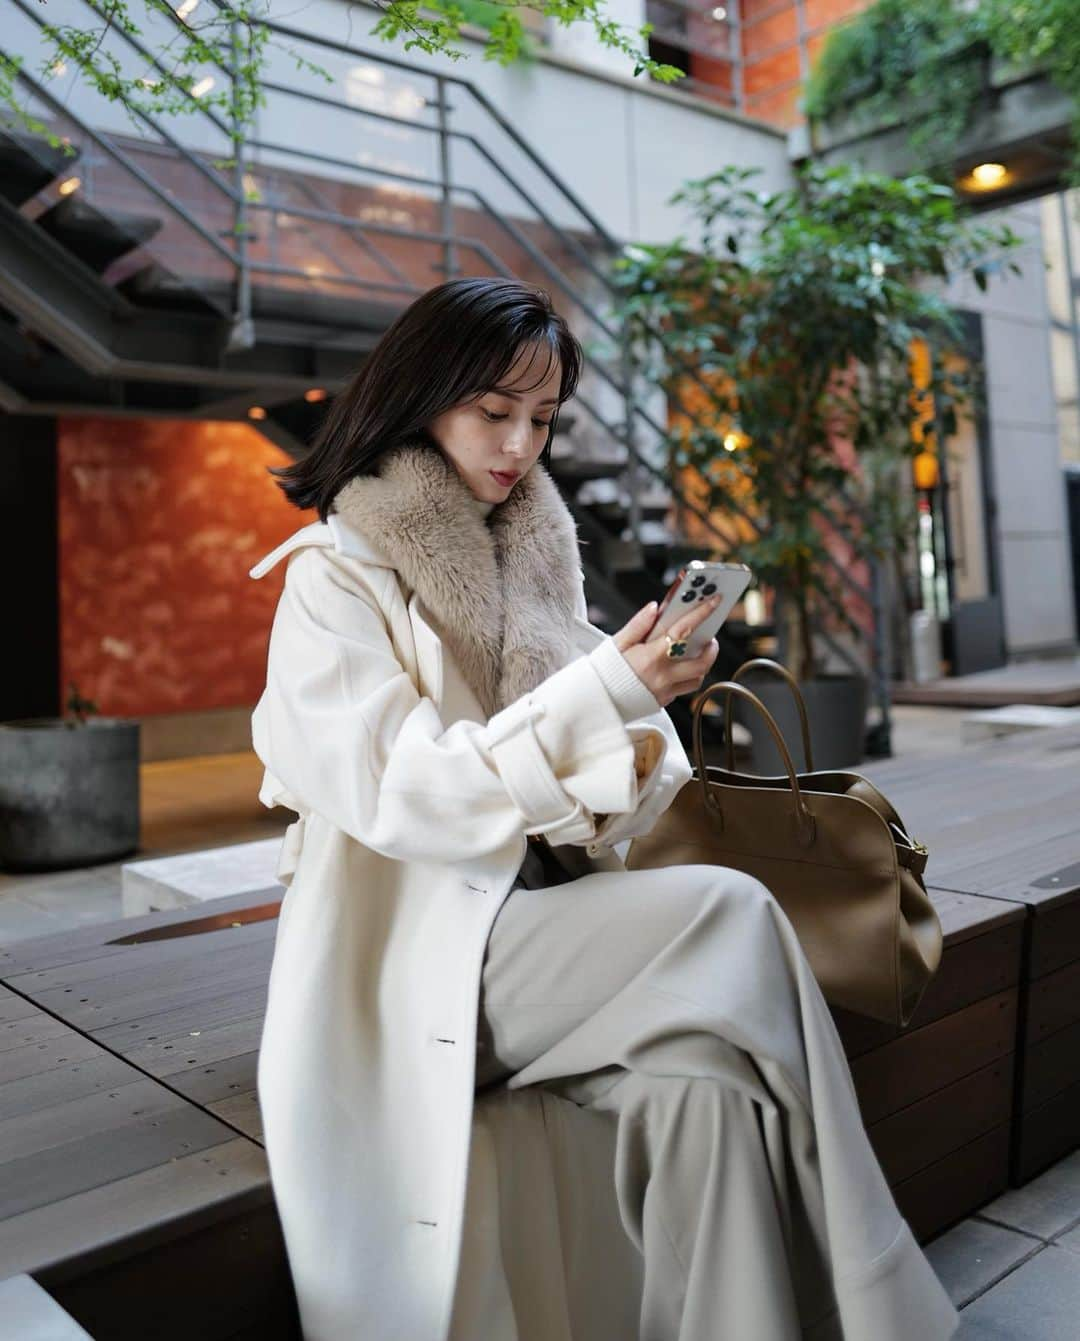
(571, 578, 694, 851)
(251, 548, 661, 865)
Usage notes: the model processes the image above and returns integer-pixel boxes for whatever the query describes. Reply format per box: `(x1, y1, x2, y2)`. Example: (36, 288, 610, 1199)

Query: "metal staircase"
(0, 0, 889, 753)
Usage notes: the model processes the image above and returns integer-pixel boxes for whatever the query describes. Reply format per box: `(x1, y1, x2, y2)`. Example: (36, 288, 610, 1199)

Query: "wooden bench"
(862, 722, 1080, 1188)
(4, 721, 1078, 1307)
(0, 891, 293, 1341)
(830, 889, 1025, 1243)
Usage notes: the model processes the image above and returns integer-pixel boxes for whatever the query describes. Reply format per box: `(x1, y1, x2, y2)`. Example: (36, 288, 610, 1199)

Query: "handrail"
(2, 56, 238, 272)
(8, 0, 888, 725)
(12, 0, 241, 207)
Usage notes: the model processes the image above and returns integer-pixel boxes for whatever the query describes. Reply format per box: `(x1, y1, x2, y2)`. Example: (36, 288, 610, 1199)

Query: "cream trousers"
(465, 862, 959, 1341)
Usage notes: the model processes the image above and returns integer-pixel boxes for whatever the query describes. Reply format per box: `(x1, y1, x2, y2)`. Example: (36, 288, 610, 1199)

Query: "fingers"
(654, 591, 724, 644)
(612, 600, 659, 651)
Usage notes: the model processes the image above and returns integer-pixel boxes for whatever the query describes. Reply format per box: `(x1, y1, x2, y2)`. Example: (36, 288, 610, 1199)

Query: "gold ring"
(665, 634, 688, 659)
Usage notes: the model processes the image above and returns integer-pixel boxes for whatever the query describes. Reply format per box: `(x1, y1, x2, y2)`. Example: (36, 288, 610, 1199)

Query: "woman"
(249, 277, 959, 1341)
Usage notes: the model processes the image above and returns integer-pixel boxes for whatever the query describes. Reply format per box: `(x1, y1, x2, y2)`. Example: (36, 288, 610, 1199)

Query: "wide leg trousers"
(466, 862, 960, 1341)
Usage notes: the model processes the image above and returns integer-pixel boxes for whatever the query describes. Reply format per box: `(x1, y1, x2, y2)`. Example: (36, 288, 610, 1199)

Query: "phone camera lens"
(690, 575, 706, 588)
(702, 583, 717, 596)
(681, 591, 696, 603)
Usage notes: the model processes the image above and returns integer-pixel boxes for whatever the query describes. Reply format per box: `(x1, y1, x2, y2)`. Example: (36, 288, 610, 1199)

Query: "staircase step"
(36, 195, 162, 274)
(548, 454, 626, 484)
(0, 131, 80, 209)
(116, 262, 230, 315)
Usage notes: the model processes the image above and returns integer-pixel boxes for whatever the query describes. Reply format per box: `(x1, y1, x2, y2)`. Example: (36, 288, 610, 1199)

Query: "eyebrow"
(489, 388, 560, 407)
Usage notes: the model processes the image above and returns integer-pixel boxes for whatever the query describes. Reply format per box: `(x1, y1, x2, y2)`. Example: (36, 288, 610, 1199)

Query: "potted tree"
(0, 684, 140, 871)
(611, 161, 1019, 768)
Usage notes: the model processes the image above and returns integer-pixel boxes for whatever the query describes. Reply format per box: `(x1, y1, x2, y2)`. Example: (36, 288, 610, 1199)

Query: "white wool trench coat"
(249, 445, 957, 1341)
(248, 489, 691, 1341)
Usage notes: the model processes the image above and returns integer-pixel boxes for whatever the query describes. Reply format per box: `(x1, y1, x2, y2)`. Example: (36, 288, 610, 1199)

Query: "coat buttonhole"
(416, 1219, 438, 1227)
(465, 883, 487, 893)
(434, 1037, 456, 1045)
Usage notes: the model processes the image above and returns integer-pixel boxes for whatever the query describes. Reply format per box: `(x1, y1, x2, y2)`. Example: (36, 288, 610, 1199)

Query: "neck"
(471, 494, 496, 519)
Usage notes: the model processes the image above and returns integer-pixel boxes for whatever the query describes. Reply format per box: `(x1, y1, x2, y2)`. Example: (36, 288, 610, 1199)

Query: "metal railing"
(3, 0, 891, 739)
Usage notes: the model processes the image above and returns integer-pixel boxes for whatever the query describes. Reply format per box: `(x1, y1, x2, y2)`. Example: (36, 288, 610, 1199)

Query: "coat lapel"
(331, 442, 582, 719)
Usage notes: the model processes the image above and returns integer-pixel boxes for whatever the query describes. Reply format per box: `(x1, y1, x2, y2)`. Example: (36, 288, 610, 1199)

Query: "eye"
(532, 418, 553, 429)
(480, 407, 509, 422)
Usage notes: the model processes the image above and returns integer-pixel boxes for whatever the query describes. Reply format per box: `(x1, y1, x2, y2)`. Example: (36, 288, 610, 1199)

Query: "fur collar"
(331, 442, 582, 717)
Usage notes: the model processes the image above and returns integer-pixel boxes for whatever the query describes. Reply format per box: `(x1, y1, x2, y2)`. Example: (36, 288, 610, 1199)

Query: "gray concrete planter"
(735, 673, 870, 774)
(0, 719, 140, 872)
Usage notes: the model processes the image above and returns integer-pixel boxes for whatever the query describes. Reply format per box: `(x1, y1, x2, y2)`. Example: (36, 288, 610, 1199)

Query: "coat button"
(587, 842, 601, 856)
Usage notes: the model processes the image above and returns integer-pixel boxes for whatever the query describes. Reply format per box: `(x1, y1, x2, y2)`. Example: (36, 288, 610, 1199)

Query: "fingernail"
(644, 600, 657, 612)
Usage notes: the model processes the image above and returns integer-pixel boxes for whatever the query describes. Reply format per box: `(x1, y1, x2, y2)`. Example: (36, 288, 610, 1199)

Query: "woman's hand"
(612, 594, 722, 709)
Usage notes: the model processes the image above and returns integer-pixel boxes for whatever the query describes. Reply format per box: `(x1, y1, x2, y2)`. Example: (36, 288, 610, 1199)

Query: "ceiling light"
(248, 406, 267, 420)
(711, 6, 728, 19)
(723, 432, 740, 452)
(58, 177, 81, 196)
(969, 162, 1008, 189)
(191, 76, 215, 98)
(304, 388, 328, 403)
(50, 61, 67, 77)
(176, 0, 200, 19)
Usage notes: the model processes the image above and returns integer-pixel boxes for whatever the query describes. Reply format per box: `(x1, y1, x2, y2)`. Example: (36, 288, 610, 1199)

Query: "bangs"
(470, 324, 582, 406)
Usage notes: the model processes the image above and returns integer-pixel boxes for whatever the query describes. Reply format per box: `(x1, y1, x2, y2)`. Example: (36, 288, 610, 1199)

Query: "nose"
(501, 417, 533, 458)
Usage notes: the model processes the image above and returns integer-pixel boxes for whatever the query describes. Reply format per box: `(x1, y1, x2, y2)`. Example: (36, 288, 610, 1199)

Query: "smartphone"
(648, 561, 753, 658)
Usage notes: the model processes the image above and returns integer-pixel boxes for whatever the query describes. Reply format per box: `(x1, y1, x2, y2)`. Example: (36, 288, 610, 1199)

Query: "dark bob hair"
(274, 276, 583, 519)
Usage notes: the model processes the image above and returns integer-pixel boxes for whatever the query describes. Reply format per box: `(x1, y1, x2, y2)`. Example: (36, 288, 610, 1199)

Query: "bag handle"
(693, 681, 816, 847)
(726, 658, 814, 773)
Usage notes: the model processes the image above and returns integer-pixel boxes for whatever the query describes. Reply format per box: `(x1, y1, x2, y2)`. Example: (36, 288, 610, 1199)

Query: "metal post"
(868, 551, 892, 756)
(793, 0, 810, 84)
(621, 336, 643, 550)
(435, 77, 458, 278)
(227, 14, 254, 351)
(728, 0, 745, 113)
(1059, 189, 1080, 435)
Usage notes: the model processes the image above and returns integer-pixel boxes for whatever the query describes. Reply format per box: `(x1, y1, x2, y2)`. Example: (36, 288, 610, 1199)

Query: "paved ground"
(930, 1151, 1080, 1337)
(0, 751, 285, 944)
(1, 713, 1078, 1336)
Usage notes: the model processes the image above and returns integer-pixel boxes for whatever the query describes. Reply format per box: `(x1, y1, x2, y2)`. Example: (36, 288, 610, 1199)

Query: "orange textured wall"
(58, 417, 315, 718)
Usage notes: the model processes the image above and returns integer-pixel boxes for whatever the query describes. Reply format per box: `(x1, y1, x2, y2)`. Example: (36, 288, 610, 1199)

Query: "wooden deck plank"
(5, 932, 275, 999)
(1025, 958, 1080, 1047)
(0, 981, 270, 1284)
(0, 1137, 270, 1282)
(0, 1053, 137, 1125)
(893, 1122, 1011, 1244)
(35, 968, 272, 1038)
(0, 890, 282, 975)
(868, 1054, 1014, 1186)
(1022, 1018, 1080, 1111)
(1014, 1075, 1080, 1183)
(206, 1091, 263, 1143)
(92, 984, 267, 1045)
(0, 1078, 181, 1165)
(851, 988, 1017, 1126)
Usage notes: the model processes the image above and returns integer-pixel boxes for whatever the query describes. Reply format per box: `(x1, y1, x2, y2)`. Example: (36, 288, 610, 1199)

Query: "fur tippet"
(331, 442, 582, 717)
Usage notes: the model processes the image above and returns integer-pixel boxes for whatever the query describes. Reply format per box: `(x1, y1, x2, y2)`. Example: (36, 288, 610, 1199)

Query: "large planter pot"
(735, 673, 869, 774)
(0, 719, 140, 872)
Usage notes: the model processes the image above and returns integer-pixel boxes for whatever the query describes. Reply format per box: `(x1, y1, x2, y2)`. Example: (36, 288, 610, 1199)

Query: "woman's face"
(428, 343, 561, 504)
